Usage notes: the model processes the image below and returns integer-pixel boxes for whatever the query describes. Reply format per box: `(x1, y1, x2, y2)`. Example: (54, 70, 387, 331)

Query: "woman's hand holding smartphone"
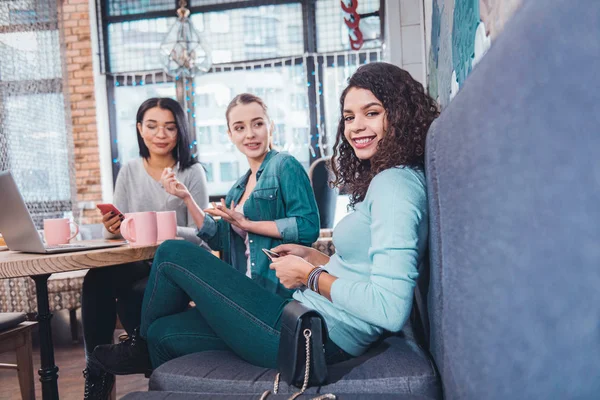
(270, 243, 331, 267)
(97, 203, 124, 234)
(262, 248, 280, 261)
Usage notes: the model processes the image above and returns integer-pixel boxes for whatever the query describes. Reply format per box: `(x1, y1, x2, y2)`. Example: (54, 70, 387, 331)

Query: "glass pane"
(113, 82, 177, 166)
(316, 0, 381, 53)
(191, 0, 250, 5)
(204, 162, 214, 182)
(0, 30, 61, 81)
(190, 4, 303, 64)
(108, 17, 176, 73)
(194, 62, 310, 196)
(4, 93, 71, 202)
(219, 161, 239, 182)
(0, 0, 55, 26)
(106, 0, 175, 17)
(108, 4, 303, 72)
(322, 61, 360, 155)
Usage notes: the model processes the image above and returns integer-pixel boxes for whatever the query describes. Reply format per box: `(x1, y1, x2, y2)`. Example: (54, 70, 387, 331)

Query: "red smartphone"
(97, 203, 124, 220)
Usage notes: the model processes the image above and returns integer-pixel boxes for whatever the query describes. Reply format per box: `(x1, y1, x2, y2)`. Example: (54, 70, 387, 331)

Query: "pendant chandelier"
(160, 0, 212, 78)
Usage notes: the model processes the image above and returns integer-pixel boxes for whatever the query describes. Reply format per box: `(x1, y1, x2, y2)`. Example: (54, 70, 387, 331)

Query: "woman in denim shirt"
(93, 63, 437, 376)
(178, 93, 321, 297)
(194, 94, 320, 297)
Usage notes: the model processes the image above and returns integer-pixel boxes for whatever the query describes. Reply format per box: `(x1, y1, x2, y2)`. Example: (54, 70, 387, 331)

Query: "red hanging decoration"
(341, 0, 364, 50)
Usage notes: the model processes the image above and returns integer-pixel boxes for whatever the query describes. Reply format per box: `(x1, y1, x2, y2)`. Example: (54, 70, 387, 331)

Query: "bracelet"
(307, 267, 321, 291)
(307, 266, 328, 295)
(305, 266, 318, 286)
(314, 268, 327, 294)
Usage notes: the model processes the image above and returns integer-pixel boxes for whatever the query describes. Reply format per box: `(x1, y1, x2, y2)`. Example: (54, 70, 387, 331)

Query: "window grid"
(107, 4, 304, 73)
(108, 17, 176, 73)
(316, 0, 381, 53)
(190, 5, 306, 64)
(0, 0, 76, 225)
(0, 0, 55, 26)
(106, 0, 176, 17)
(191, 0, 251, 6)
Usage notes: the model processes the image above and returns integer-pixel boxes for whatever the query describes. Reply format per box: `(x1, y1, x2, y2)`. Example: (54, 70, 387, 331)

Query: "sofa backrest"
(424, 0, 600, 398)
(309, 157, 338, 229)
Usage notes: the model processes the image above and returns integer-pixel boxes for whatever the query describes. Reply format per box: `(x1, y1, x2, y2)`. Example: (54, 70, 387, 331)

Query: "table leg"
(33, 274, 60, 400)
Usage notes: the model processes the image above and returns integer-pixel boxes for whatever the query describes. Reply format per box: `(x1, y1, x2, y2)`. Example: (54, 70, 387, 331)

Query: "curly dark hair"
(331, 62, 439, 208)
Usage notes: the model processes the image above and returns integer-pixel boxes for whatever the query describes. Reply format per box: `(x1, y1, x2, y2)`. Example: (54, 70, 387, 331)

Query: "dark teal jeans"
(140, 240, 351, 369)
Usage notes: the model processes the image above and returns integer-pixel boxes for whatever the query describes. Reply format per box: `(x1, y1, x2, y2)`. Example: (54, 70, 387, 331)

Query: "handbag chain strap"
(261, 329, 335, 400)
(299, 328, 312, 393)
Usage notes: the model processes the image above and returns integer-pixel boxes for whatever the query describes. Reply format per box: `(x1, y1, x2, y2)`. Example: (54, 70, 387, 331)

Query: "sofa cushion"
(150, 335, 440, 398)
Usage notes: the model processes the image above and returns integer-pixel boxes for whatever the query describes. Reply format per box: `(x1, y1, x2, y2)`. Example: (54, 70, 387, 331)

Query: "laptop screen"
(0, 171, 48, 252)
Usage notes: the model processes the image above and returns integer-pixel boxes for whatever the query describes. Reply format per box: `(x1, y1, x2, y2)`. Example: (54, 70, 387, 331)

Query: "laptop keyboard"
(45, 244, 88, 250)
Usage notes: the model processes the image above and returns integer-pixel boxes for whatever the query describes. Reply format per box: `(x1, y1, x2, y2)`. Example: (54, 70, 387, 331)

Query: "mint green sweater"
(293, 167, 428, 356)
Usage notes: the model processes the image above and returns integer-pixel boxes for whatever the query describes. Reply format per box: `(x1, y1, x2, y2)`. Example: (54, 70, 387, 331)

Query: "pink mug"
(44, 218, 79, 245)
(156, 211, 177, 241)
(120, 212, 158, 247)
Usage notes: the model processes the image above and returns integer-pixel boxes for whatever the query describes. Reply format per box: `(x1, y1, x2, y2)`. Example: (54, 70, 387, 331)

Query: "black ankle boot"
(83, 368, 115, 400)
(91, 327, 152, 376)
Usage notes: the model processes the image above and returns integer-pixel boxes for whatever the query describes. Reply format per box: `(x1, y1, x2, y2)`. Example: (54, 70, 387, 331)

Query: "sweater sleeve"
(103, 166, 130, 239)
(330, 168, 427, 332)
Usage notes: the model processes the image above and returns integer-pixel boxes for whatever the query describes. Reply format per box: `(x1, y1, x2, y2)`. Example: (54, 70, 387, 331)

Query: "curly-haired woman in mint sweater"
(92, 62, 439, 374)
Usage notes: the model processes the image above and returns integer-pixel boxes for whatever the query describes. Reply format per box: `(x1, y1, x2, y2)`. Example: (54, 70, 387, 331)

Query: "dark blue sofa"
(123, 0, 600, 398)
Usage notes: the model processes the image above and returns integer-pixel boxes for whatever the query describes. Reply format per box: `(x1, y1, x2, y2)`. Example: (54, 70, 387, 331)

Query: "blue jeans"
(140, 240, 351, 368)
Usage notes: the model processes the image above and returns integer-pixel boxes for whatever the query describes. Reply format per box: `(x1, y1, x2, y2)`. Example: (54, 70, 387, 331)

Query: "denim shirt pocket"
(251, 187, 278, 220)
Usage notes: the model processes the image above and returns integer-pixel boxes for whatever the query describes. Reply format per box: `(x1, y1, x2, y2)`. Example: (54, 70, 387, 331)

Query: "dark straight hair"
(136, 97, 198, 171)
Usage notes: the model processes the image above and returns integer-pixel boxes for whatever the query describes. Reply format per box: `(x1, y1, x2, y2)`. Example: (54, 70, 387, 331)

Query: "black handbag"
(263, 301, 334, 399)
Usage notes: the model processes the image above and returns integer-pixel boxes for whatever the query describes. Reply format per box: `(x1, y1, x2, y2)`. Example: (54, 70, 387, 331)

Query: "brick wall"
(60, 0, 102, 224)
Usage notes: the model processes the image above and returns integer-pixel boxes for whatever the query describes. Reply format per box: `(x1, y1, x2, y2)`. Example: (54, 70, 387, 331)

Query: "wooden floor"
(0, 309, 147, 400)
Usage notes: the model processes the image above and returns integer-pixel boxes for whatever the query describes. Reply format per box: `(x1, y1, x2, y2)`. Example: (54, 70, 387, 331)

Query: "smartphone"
(262, 248, 280, 261)
(97, 203, 124, 220)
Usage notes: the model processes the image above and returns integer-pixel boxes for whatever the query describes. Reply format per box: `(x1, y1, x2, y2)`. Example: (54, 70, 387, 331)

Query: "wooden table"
(0, 241, 158, 400)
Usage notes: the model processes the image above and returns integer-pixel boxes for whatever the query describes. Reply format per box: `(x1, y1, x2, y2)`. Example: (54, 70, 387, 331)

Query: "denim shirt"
(197, 150, 320, 298)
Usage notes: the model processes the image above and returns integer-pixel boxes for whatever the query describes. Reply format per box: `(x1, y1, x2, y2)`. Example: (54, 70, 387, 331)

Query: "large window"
(99, 0, 383, 196)
(0, 0, 75, 225)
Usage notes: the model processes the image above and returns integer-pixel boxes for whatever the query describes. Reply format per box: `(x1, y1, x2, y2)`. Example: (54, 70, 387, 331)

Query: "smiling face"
(137, 106, 178, 158)
(342, 88, 387, 161)
(227, 102, 273, 161)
